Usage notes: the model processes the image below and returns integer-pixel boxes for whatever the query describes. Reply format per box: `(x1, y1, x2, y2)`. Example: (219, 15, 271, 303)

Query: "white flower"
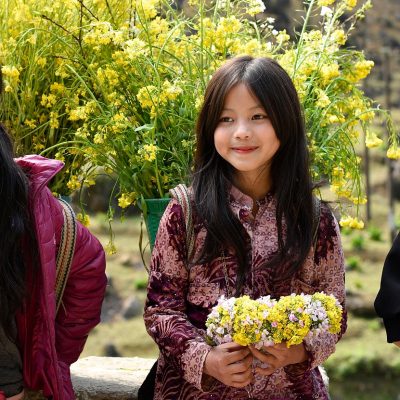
(320, 6, 333, 16)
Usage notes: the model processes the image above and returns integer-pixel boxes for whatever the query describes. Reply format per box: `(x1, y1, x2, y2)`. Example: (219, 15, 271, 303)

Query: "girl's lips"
(231, 146, 258, 153)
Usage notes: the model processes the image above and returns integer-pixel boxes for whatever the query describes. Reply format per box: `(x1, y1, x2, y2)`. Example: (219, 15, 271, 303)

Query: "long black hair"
(0, 69, 35, 339)
(192, 56, 314, 293)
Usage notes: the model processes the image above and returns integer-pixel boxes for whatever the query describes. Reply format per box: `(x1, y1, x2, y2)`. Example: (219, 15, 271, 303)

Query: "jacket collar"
(15, 155, 64, 198)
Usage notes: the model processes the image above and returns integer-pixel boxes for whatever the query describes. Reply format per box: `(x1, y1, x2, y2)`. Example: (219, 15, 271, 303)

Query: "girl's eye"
(252, 114, 267, 120)
(219, 116, 233, 123)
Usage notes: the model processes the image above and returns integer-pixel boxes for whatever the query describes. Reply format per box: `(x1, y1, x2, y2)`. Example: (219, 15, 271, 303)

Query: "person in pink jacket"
(0, 73, 107, 400)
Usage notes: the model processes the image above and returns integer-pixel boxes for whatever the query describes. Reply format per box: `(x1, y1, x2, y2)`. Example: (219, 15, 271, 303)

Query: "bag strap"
(312, 196, 321, 250)
(169, 184, 195, 263)
(55, 198, 77, 313)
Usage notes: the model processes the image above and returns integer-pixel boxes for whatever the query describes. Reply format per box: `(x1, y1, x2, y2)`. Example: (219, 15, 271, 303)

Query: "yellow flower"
(55, 152, 65, 162)
(347, 60, 374, 83)
(122, 38, 149, 60)
(246, 0, 266, 16)
(140, 144, 158, 162)
(359, 110, 375, 121)
(135, 0, 158, 20)
(387, 146, 400, 160)
(24, 119, 37, 129)
(365, 130, 383, 148)
(69, 107, 87, 121)
(318, 0, 335, 6)
(332, 29, 346, 46)
(316, 89, 331, 108)
(237, 39, 263, 57)
(1, 65, 20, 80)
(105, 241, 117, 255)
(345, 0, 357, 10)
(1, 65, 20, 87)
(339, 215, 364, 229)
(50, 82, 66, 94)
(137, 86, 156, 109)
(320, 63, 340, 85)
(277, 30, 290, 45)
(49, 112, 59, 129)
(350, 196, 367, 205)
(94, 133, 105, 144)
(118, 192, 136, 208)
(27, 34, 37, 45)
(77, 212, 90, 227)
(41, 94, 57, 108)
(36, 57, 47, 68)
(161, 80, 182, 102)
(67, 175, 81, 191)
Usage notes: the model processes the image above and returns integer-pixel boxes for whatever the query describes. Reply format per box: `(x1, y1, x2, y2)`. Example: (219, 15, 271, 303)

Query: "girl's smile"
(231, 146, 259, 153)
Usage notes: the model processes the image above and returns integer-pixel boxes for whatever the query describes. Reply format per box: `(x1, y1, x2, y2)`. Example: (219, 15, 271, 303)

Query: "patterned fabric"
(144, 185, 347, 400)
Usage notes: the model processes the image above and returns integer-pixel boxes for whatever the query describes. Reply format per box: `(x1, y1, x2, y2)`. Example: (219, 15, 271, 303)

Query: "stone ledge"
(71, 357, 156, 400)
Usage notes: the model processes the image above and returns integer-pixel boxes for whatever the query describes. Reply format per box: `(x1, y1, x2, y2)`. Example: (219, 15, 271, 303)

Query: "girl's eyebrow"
(221, 105, 264, 112)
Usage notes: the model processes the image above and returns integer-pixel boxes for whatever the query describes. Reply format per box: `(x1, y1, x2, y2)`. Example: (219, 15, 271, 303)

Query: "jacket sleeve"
(143, 200, 212, 391)
(374, 233, 400, 342)
(54, 218, 107, 368)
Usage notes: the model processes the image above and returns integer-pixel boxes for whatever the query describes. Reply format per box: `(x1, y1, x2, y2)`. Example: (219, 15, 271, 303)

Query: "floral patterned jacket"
(144, 185, 346, 400)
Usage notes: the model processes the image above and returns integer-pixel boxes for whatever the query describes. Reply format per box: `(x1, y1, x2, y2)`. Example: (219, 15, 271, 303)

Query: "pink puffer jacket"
(14, 155, 107, 400)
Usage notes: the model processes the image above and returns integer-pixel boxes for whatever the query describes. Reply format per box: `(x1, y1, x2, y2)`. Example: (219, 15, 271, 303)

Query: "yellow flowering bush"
(0, 0, 398, 223)
(206, 293, 343, 348)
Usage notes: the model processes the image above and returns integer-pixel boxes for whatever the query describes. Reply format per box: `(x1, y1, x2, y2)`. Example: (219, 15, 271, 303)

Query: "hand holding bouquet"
(206, 293, 342, 348)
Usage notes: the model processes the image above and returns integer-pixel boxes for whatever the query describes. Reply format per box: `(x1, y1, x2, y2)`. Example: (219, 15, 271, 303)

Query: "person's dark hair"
(192, 56, 314, 294)
(0, 76, 35, 340)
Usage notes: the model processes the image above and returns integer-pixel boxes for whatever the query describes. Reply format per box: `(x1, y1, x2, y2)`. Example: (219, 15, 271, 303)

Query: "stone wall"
(25, 357, 155, 400)
(71, 357, 155, 400)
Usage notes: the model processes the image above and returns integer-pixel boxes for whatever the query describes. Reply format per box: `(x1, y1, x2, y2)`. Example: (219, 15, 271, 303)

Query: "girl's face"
(214, 83, 280, 192)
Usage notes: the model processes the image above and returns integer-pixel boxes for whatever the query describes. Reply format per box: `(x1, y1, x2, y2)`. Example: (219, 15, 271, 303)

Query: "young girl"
(144, 56, 346, 399)
(0, 72, 107, 400)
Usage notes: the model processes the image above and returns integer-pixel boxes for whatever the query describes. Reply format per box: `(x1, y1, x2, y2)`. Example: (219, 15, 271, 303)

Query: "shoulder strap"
(312, 196, 321, 249)
(55, 198, 77, 313)
(169, 184, 195, 263)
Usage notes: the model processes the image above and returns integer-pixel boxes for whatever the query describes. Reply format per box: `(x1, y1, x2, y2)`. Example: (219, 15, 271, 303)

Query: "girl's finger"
(220, 342, 248, 351)
(227, 354, 253, 373)
(249, 347, 276, 363)
(225, 348, 251, 364)
(263, 343, 289, 356)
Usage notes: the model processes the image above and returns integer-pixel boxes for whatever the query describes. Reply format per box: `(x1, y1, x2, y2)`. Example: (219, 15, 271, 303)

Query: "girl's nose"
(234, 122, 251, 140)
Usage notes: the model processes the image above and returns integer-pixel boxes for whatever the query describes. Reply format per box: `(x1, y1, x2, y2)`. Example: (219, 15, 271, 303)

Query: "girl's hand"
(249, 342, 308, 376)
(203, 342, 253, 388)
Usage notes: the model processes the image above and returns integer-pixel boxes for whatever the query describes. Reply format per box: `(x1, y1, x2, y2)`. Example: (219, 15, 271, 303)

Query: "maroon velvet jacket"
(144, 186, 347, 400)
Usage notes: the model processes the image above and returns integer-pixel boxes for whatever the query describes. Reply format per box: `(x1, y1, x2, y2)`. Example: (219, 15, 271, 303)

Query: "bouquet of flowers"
(206, 293, 342, 348)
